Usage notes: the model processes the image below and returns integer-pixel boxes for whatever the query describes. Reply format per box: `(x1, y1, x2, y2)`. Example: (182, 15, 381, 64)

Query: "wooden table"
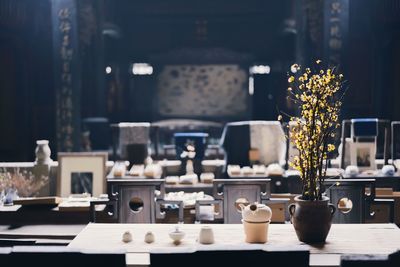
(68, 223, 400, 267)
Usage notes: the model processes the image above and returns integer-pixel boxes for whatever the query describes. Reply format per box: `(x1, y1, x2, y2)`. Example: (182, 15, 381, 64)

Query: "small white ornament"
(122, 231, 132, 243)
(345, 165, 359, 177)
(144, 231, 155, 243)
(382, 165, 395, 176)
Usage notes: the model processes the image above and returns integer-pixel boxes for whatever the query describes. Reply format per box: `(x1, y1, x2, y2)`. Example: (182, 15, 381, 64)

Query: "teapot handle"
(288, 203, 296, 217)
(328, 203, 336, 217)
(238, 203, 246, 211)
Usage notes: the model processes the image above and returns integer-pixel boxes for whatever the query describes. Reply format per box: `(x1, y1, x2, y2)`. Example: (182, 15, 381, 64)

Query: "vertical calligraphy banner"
(51, 0, 81, 152)
(323, 0, 349, 69)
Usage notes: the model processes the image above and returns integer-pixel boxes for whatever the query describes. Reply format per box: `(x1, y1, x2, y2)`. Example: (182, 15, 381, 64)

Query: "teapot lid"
(241, 202, 272, 223)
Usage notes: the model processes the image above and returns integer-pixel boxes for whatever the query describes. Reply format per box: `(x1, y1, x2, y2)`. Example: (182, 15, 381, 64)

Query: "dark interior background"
(0, 0, 399, 161)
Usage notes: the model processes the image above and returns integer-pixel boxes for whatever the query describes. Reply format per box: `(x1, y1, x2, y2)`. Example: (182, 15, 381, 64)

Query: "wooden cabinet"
(107, 178, 165, 223)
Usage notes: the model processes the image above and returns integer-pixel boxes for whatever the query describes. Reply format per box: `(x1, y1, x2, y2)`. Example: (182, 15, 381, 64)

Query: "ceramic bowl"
(169, 231, 185, 245)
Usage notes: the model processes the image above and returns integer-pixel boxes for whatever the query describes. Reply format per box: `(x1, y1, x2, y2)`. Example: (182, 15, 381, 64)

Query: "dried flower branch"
(0, 168, 49, 197)
(281, 60, 346, 200)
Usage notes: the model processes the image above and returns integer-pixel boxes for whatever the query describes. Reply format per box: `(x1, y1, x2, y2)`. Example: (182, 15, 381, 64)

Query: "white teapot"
(240, 203, 272, 243)
(240, 203, 272, 223)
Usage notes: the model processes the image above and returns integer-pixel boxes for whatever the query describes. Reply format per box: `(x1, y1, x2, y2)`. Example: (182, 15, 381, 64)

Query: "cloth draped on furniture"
(113, 122, 150, 163)
(220, 121, 286, 168)
(82, 117, 110, 151)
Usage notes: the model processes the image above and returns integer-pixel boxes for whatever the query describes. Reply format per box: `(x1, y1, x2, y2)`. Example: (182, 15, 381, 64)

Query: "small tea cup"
(198, 226, 214, 244)
(242, 219, 270, 243)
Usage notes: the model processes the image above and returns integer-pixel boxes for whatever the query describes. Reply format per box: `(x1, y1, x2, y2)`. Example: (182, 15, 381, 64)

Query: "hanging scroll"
(323, 0, 349, 67)
(51, 0, 81, 152)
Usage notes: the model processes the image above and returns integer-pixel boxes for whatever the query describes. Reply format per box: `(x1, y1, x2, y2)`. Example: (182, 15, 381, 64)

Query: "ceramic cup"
(169, 228, 185, 245)
(242, 219, 270, 243)
(198, 226, 214, 244)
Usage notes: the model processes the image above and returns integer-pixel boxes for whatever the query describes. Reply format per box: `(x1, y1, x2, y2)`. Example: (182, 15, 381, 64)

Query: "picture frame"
(57, 152, 108, 197)
(350, 142, 376, 171)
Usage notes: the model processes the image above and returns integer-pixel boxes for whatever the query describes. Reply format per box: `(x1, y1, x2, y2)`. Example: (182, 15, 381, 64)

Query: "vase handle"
(288, 203, 296, 217)
(328, 203, 336, 217)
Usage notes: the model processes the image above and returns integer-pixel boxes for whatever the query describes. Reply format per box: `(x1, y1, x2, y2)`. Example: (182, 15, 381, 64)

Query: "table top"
(68, 223, 400, 255)
(0, 204, 108, 225)
(0, 224, 86, 239)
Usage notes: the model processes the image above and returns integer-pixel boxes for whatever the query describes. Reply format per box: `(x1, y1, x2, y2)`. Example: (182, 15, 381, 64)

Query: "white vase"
(35, 140, 52, 164)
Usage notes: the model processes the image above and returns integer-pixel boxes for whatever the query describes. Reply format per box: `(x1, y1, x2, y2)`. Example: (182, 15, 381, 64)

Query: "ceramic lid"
(241, 203, 272, 223)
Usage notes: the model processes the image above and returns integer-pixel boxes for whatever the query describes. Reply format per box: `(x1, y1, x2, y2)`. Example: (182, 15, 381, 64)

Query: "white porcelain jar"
(35, 140, 52, 164)
(198, 226, 214, 244)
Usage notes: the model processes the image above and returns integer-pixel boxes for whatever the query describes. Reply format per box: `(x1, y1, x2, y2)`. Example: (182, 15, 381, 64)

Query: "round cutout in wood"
(337, 197, 353, 214)
(129, 197, 144, 213)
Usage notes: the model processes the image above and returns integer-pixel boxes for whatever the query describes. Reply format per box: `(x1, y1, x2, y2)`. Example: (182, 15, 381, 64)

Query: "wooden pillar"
(93, 0, 107, 117)
(51, 0, 81, 152)
(79, 0, 107, 118)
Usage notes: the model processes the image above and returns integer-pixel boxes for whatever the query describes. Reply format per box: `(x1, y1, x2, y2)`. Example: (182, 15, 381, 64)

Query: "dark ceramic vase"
(288, 195, 336, 243)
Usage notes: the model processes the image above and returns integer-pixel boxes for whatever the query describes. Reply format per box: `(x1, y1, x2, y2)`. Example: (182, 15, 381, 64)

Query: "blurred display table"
(165, 183, 213, 195)
(108, 176, 214, 194)
(228, 174, 302, 194)
(68, 223, 400, 267)
(343, 174, 400, 190)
